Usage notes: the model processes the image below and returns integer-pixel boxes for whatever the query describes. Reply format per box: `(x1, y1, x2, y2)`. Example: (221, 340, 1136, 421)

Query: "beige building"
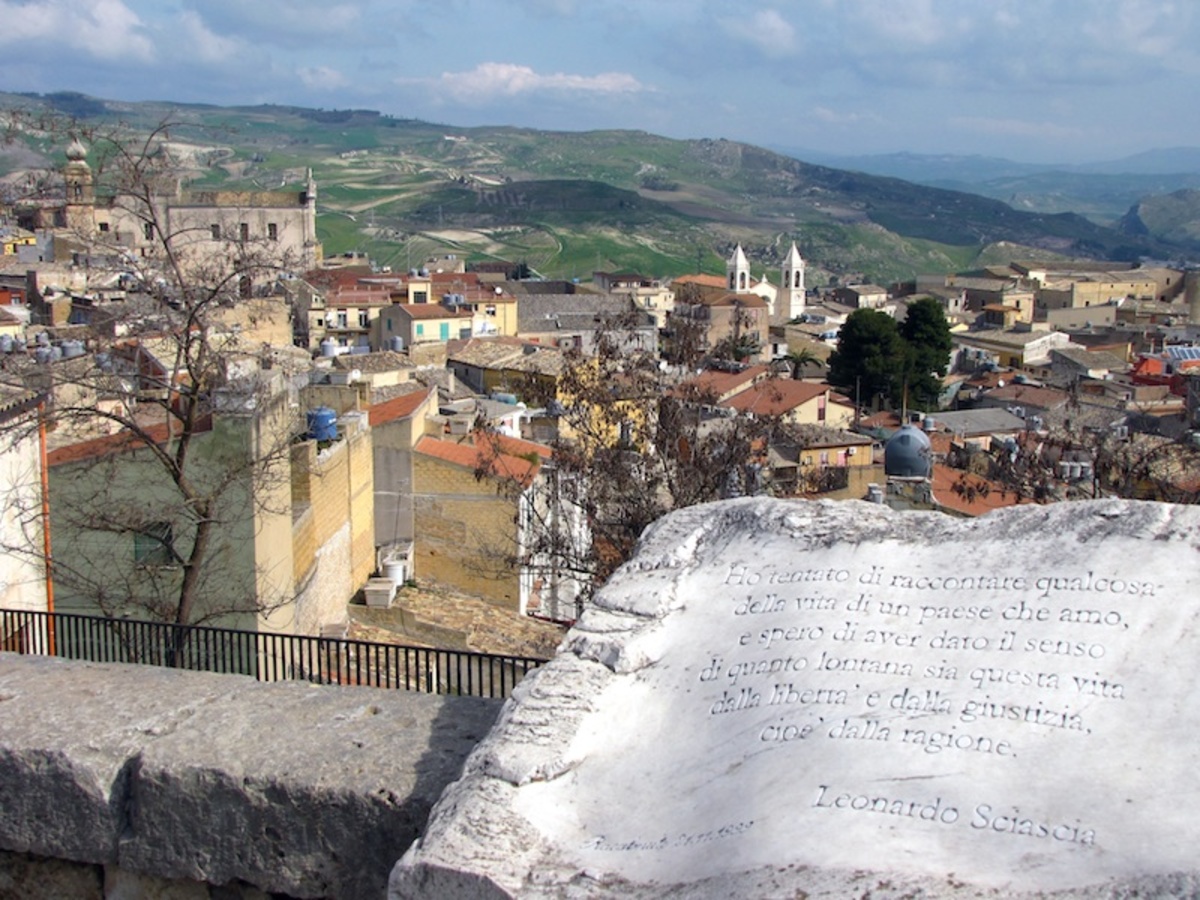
(375, 303, 475, 350)
(954, 328, 1075, 370)
(768, 427, 876, 498)
(18, 139, 321, 293)
(411, 432, 552, 610)
(668, 292, 770, 362)
(45, 375, 373, 637)
(718, 378, 855, 428)
(1036, 272, 1168, 314)
(593, 271, 675, 328)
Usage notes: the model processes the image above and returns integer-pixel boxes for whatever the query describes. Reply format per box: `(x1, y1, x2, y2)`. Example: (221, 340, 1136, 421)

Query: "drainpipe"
(38, 400, 54, 655)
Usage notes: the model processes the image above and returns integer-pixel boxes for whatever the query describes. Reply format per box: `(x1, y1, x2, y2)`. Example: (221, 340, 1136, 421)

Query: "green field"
(1, 92, 1182, 284)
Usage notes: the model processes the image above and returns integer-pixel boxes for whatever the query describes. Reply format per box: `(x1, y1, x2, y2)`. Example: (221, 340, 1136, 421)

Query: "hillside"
(0, 92, 1186, 284)
(796, 147, 1200, 228)
(1118, 189, 1200, 245)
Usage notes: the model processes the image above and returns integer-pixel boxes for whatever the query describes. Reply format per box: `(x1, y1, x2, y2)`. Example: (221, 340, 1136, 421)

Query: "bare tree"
(969, 386, 1200, 505)
(0, 116, 315, 631)
(477, 312, 783, 617)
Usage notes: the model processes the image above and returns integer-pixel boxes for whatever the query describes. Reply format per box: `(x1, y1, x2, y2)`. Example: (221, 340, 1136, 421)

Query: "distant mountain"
(779, 150, 1049, 184)
(1, 92, 1190, 283)
(1074, 147, 1200, 176)
(1118, 189, 1200, 246)
(780, 147, 1200, 227)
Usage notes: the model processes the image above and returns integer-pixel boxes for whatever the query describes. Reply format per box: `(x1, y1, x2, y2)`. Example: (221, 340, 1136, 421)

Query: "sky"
(0, 0, 1197, 164)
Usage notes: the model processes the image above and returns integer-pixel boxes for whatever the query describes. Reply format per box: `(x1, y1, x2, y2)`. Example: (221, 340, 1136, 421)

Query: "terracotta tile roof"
(671, 274, 727, 290)
(429, 272, 481, 286)
(414, 433, 543, 483)
(483, 432, 553, 461)
(677, 365, 771, 401)
(369, 387, 433, 427)
(397, 304, 473, 321)
(928, 432, 955, 456)
(859, 410, 903, 430)
(302, 267, 375, 290)
(721, 379, 831, 417)
(981, 383, 1071, 410)
(688, 292, 768, 309)
(931, 465, 1027, 517)
(47, 416, 213, 466)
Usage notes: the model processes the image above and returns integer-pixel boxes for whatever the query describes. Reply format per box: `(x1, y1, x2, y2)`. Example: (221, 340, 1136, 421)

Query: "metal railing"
(0, 608, 544, 699)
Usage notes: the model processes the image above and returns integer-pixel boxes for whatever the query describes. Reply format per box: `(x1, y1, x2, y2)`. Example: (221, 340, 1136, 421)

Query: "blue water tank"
(306, 407, 338, 442)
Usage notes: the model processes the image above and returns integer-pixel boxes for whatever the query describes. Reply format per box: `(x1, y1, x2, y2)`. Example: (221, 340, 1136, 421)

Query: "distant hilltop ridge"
(1, 90, 1193, 283)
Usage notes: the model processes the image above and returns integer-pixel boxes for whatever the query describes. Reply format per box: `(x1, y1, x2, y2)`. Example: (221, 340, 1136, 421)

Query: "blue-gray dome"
(885, 424, 932, 478)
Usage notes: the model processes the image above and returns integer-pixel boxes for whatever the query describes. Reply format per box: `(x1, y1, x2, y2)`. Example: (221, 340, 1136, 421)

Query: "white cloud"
(719, 8, 798, 59)
(178, 9, 241, 63)
(178, 0, 371, 49)
(422, 62, 645, 103)
(949, 116, 1084, 141)
(812, 106, 880, 126)
(0, 0, 155, 62)
(298, 65, 350, 91)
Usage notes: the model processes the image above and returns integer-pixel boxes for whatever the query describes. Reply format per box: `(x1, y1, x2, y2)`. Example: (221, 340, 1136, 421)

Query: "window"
(211, 224, 221, 239)
(239, 275, 252, 298)
(416, 323, 425, 338)
(439, 321, 450, 340)
(239, 222, 249, 241)
(336, 310, 348, 328)
(134, 523, 175, 566)
(358, 309, 370, 328)
(143, 223, 153, 240)
(413, 290, 427, 304)
(267, 222, 278, 241)
(98, 222, 110, 233)
(819, 451, 830, 466)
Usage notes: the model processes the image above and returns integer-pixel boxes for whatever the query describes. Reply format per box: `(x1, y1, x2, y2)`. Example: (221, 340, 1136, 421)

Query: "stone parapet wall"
(0, 654, 500, 900)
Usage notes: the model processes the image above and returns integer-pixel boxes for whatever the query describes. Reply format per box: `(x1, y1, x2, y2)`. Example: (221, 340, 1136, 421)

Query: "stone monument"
(391, 497, 1200, 898)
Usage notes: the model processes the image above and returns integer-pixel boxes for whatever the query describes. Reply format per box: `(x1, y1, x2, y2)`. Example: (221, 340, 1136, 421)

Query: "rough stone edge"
(390, 497, 1200, 898)
(0, 655, 502, 900)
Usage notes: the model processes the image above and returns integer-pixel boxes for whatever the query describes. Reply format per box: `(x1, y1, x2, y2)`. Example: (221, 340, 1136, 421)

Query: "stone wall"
(412, 453, 520, 608)
(0, 654, 500, 900)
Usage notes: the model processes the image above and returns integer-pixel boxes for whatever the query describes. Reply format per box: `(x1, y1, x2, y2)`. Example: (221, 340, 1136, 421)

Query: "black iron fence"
(0, 608, 544, 699)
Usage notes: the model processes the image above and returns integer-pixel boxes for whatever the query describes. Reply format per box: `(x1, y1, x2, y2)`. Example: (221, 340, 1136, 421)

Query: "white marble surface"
(392, 498, 1200, 898)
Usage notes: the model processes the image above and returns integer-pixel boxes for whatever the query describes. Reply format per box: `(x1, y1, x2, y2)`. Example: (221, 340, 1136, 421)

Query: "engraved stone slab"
(391, 498, 1200, 898)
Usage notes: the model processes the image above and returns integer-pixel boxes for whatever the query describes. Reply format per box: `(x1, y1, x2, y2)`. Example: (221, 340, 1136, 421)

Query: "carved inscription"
(706, 562, 1147, 742)
(681, 559, 1155, 848)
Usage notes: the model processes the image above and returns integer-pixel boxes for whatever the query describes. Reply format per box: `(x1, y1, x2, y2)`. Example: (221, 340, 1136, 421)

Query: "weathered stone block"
(0, 655, 500, 899)
(391, 497, 1200, 898)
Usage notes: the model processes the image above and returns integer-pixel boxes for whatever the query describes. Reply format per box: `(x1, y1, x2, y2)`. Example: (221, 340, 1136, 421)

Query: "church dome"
(65, 137, 88, 162)
(884, 424, 932, 478)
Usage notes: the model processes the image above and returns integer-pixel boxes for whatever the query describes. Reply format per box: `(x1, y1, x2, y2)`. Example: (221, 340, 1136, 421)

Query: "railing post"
(0, 608, 543, 698)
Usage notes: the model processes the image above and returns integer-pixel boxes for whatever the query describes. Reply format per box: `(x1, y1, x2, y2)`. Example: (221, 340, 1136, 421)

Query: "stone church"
(726, 240, 807, 324)
(17, 137, 322, 288)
